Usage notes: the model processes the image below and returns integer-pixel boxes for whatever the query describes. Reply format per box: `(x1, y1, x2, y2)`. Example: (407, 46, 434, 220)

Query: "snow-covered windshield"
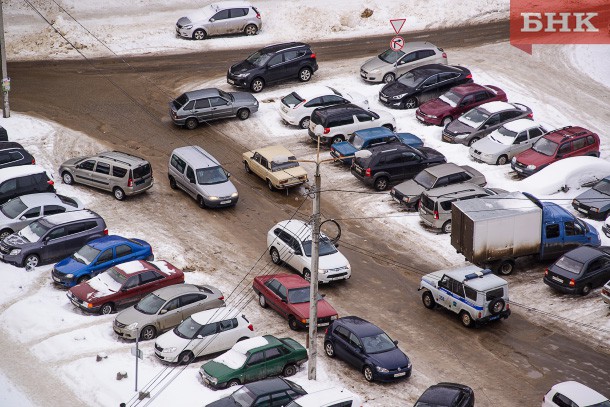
(439, 90, 462, 108)
(458, 108, 489, 128)
(20, 221, 49, 242)
(1, 197, 27, 219)
(490, 126, 518, 145)
(71, 244, 100, 265)
(350, 134, 366, 150)
(378, 49, 405, 64)
(593, 178, 610, 195)
(361, 333, 396, 354)
(532, 138, 558, 156)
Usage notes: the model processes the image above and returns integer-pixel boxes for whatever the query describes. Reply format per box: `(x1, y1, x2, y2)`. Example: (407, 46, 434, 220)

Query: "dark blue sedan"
(330, 127, 423, 165)
(51, 235, 153, 287)
(323, 316, 412, 382)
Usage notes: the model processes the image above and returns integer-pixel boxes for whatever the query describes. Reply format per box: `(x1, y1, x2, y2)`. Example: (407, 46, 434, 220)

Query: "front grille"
(317, 316, 333, 324)
(514, 161, 526, 169)
(328, 272, 348, 279)
(0, 242, 10, 254)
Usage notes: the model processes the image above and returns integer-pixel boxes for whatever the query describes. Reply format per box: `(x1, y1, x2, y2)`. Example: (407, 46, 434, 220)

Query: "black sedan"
(572, 176, 610, 220)
(544, 246, 610, 296)
(415, 383, 475, 407)
(378, 64, 472, 109)
(205, 378, 306, 407)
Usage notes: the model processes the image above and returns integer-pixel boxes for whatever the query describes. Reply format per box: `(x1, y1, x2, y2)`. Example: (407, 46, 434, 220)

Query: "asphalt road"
(7, 20, 610, 406)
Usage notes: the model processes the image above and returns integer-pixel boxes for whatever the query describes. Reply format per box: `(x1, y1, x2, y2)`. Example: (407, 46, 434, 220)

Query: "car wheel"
(282, 364, 297, 377)
(270, 247, 281, 264)
(140, 325, 157, 341)
(100, 303, 114, 315)
(267, 179, 275, 192)
(197, 195, 206, 209)
(324, 341, 335, 357)
(77, 275, 90, 285)
(581, 284, 592, 296)
(468, 137, 480, 147)
(404, 97, 418, 109)
(227, 379, 241, 387)
(244, 162, 252, 174)
(460, 311, 474, 328)
(250, 78, 265, 93)
(442, 116, 453, 127)
(363, 365, 374, 382)
(299, 117, 310, 129)
(244, 24, 258, 36)
(62, 171, 74, 185)
(237, 108, 250, 120)
(303, 269, 311, 282)
(496, 155, 508, 165)
(374, 177, 389, 191)
(178, 351, 194, 365)
(441, 220, 452, 234)
(168, 176, 177, 190)
(332, 135, 344, 144)
(192, 29, 206, 40)
(488, 298, 505, 315)
(298, 67, 312, 82)
(23, 254, 40, 268)
(185, 118, 198, 130)
(288, 316, 300, 331)
(497, 260, 514, 276)
(0, 229, 12, 240)
(422, 291, 436, 309)
(259, 293, 267, 308)
(113, 187, 125, 201)
(382, 73, 395, 83)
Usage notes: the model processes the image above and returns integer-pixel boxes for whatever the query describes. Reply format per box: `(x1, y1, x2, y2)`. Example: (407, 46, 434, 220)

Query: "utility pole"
(0, 0, 10, 118)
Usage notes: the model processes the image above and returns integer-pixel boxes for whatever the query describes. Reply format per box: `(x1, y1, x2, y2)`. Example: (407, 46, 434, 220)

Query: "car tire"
(259, 293, 267, 308)
(303, 269, 311, 282)
(288, 316, 299, 331)
(404, 97, 418, 109)
(283, 364, 297, 377)
(374, 176, 389, 191)
(422, 291, 436, 309)
(442, 116, 453, 127)
(62, 171, 74, 185)
(113, 187, 125, 201)
(581, 284, 592, 296)
(460, 311, 474, 328)
(244, 24, 258, 36)
(496, 155, 508, 165)
(497, 259, 514, 276)
(250, 78, 265, 93)
(267, 179, 275, 192)
(192, 29, 206, 40)
(23, 254, 40, 268)
(488, 298, 505, 315)
(227, 379, 241, 387)
(468, 137, 480, 147)
(0, 228, 12, 240)
(197, 195, 207, 209)
(168, 176, 177, 190)
(382, 73, 395, 83)
(324, 341, 335, 357)
(100, 303, 114, 315)
(178, 351, 194, 365)
(244, 162, 252, 174)
(298, 67, 312, 82)
(270, 247, 281, 265)
(140, 325, 157, 340)
(363, 365, 374, 382)
(441, 220, 452, 234)
(299, 117, 310, 129)
(185, 118, 198, 130)
(77, 275, 90, 285)
(237, 108, 250, 120)
(331, 135, 344, 144)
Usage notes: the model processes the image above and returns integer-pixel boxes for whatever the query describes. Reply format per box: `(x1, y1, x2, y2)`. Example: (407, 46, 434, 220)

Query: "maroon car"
(416, 83, 507, 126)
(511, 126, 601, 176)
(253, 274, 338, 330)
(67, 260, 185, 315)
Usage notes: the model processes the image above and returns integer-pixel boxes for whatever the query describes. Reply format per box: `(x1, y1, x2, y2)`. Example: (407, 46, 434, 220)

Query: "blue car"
(323, 316, 412, 382)
(51, 235, 153, 287)
(330, 127, 423, 165)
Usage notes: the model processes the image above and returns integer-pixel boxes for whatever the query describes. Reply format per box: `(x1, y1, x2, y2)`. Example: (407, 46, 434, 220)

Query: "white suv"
(287, 387, 363, 407)
(267, 220, 351, 283)
(279, 85, 368, 129)
(419, 265, 510, 327)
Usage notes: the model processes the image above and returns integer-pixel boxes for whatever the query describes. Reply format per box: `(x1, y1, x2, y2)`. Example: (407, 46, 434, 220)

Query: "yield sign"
(390, 18, 406, 34)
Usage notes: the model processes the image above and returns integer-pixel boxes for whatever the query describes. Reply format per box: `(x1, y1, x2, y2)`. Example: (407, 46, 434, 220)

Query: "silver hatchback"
(176, 2, 262, 40)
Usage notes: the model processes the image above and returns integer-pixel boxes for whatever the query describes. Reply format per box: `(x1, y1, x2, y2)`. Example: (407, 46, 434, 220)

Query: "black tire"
(488, 298, 505, 315)
(442, 116, 453, 127)
(23, 254, 40, 268)
(140, 325, 157, 341)
(77, 275, 90, 285)
(581, 284, 592, 296)
(299, 117, 310, 129)
(422, 291, 436, 309)
(298, 67, 312, 82)
(0, 229, 12, 240)
(244, 24, 258, 36)
(382, 73, 395, 83)
(441, 220, 452, 234)
(237, 108, 250, 120)
(227, 379, 241, 387)
(197, 196, 206, 209)
(100, 303, 114, 315)
(258, 293, 267, 308)
(267, 179, 275, 192)
(270, 247, 281, 265)
(168, 176, 177, 190)
(468, 137, 480, 147)
(363, 365, 374, 382)
(113, 187, 125, 201)
(62, 171, 74, 185)
(283, 364, 297, 377)
(192, 29, 206, 40)
(250, 78, 265, 93)
(185, 118, 198, 130)
(497, 260, 514, 276)
(303, 269, 311, 282)
(244, 162, 252, 173)
(178, 351, 194, 365)
(404, 97, 418, 109)
(324, 341, 335, 357)
(332, 135, 344, 144)
(460, 311, 474, 328)
(374, 176, 389, 191)
(496, 155, 508, 165)
(288, 316, 299, 331)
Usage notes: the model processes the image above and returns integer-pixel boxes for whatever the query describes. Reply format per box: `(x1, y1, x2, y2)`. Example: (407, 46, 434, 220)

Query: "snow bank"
(0, 370, 35, 407)
(567, 45, 610, 91)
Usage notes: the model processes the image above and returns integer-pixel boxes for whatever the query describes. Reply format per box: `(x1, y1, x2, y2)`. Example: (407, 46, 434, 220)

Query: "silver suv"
(176, 2, 262, 40)
(59, 151, 153, 201)
(168, 146, 238, 208)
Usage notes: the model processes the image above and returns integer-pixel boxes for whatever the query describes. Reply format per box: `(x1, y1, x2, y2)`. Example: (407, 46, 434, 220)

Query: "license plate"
(515, 167, 523, 172)
(442, 135, 451, 142)
(380, 96, 387, 102)
(318, 322, 329, 327)
(281, 106, 288, 113)
(220, 200, 231, 204)
(394, 372, 406, 377)
(227, 78, 234, 84)
(577, 207, 588, 214)
(552, 276, 563, 283)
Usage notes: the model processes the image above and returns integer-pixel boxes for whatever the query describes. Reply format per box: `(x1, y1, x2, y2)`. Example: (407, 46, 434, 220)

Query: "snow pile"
(212, 348, 247, 369)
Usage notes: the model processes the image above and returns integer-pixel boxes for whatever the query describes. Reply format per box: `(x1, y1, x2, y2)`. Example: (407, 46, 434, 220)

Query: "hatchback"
(324, 316, 412, 382)
(543, 246, 610, 296)
(415, 383, 475, 407)
(542, 381, 609, 407)
(0, 142, 35, 169)
(227, 43, 318, 93)
(206, 378, 306, 407)
(572, 176, 610, 220)
(0, 165, 55, 205)
(176, 2, 261, 40)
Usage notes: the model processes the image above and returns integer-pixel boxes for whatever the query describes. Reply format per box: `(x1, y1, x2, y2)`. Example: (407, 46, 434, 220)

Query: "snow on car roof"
(213, 349, 247, 370)
(232, 336, 269, 354)
(192, 306, 240, 325)
(292, 387, 358, 406)
(503, 118, 537, 132)
(43, 209, 98, 225)
(443, 265, 508, 291)
(479, 101, 513, 114)
(551, 381, 608, 405)
(150, 260, 177, 275)
(0, 164, 48, 182)
(293, 85, 336, 100)
(254, 145, 296, 160)
(18, 193, 61, 207)
(116, 260, 147, 274)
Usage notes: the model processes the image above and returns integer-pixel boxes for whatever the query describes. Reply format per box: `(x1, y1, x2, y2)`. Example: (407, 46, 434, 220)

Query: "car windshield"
(230, 386, 256, 407)
(378, 49, 405, 64)
(301, 236, 338, 257)
(135, 293, 166, 315)
(350, 134, 366, 150)
(19, 221, 49, 242)
(532, 138, 558, 156)
(107, 267, 127, 285)
(175, 317, 203, 340)
(71, 244, 101, 265)
(397, 72, 424, 88)
(271, 157, 300, 172)
(288, 287, 323, 304)
(196, 166, 228, 185)
(172, 93, 189, 110)
(413, 169, 437, 189)
(361, 332, 396, 354)
(0, 197, 27, 219)
(490, 126, 518, 145)
(554, 255, 584, 274)
(246, 51, 272, 67)
(439, 90, 462, 108)
(458, 108, 489, 128)
(593, 178, 610, 195)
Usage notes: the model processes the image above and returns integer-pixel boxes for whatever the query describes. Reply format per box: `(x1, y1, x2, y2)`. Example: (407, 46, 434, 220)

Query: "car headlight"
(454, 133, 469, 139)
(235, 73, 250, 78)
(407, 362, 412, 369)
(428, 114, 437, 119)
(126, 322, 138, 331)
(403, 196, 411, 203)
(300, 318, 309, 324)
(183, 24, 192, 29)
(161, 347, 177, 353)
(231, 192, 238, 198)
(209, 196, 219, 200)
(376, 366, 389, 373)
(572, 199, 578, 205)
(330, 315, 338, 320)
(592, 207, 599, 213)
(319, 269, 328, 274)
(392, 93, 407, 100)
(9, 249, 21, 255)
(345, 262, 351, 270)
(526, 164, 536, 170)
(511, 157, 517, 164)
(65, 273, 74, 279)
(209, 377, 218, 384)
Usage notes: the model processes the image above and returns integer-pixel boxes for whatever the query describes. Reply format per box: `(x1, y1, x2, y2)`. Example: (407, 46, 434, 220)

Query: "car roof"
(352, 126, 394, 139)
(172, 145, 220, 168)
(95, 151, 148, 167)
(422, 163, 464, 178)
(292, 388, 357, 406)
(0, 141, 24, 150)
(337, 316, 384, 336)
(443, 265, 508, 291)
(453, 191, 539, 221)
(14, 192, 62, 207)
(0, 164, 47, 181)
(211, 1, 252, 10)
(551, 381, 608, 405)
(245, 378, 292, 395)
(233, 335, 278, 354)
(268, 274, 309, 289)
(449, 83, 489, 95)
(418, 385, 464, 404)
(542, 126, 593, 142)
(275, 219, 312, 241)
(478, 101, 515, 114)
(114, 260, 155, 276)
(395, 41, 439, 52)
(292, 85, 337, 100)
(85, 235, 133, 249)
(191, 306, 243, 325)
(502, 118, 538, 132)
(253, 145, 296, 161)
(151, 283, 217, 300)
(42, 209, 100, 226)
(182, 88, 222, 100)
(424, 182, 487, 200)
(260, 42, 309, 54)
(366, 143, 415, 155)
(312, 103, 365, 117)
(563, 246, 609, 263)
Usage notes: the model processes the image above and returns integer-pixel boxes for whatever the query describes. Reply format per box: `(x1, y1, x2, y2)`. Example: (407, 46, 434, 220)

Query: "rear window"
(282, 92, 304, 107)
(554, 256, 584, 274)
(420, 194, 435, 211)
(310, 110, 323, 125)
(132, 164, 151, 179)
(173, 94, 189, 109)
(485, 287, 504, 301)
(439, 199, 455, 211)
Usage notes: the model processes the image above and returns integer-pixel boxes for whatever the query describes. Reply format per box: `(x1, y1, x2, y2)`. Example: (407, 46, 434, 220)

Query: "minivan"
(0, 142, 35, 169)
(0, 165, 54, 205)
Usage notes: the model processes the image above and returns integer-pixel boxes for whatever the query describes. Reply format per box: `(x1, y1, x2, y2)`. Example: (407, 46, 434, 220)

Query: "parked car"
(199, 335, 308, 389)
(542, 381, 609, 407)
(0, 165, 54, 205)
(169, 88, 259, 130)
(0, 141, 35, 169)
(419, 265, 511, 327)
(351, 143, 446, 191)
(604, 215, 610, 238)
(169, 146, 238, 208)
(543, 246, 610, 296)
(601, 279, 610, 306)
(360, 42, 447, 84)
(390, 163, 486, 210)
(253, 274, 338, 330)
(59, 151, 153, 201)
(155, 306, 255, 364)
(308, 104, 396, 146)
(243, 145, 308, 191)
(512, 126, 600, 177)
(267, 220, 351, 283)
(0, 209, 107, 268)
(205, 378, 307, 407)
(469, 119, 548, 165)
(416, 83, 507, 126)
(0, 125, 7, 141)
(324, 316, 412, 382)
(52, 235, 153, 287)
(418, 183, 506, 234)
(176, 2, 261, 40)
(287, 387, 363, 407)
(0, 193, 83, 240)
(572, 176, 610, 220)
(67, 260, 185, 315)
(227, 42, 318, 93)
(443, 101, 533, 146)
(415, 383, 475, 407)
(379, 64, 472, 109)
(113, 284, 225, 340)
(279, 85, 368, 129)
(330, 126, 423, 165)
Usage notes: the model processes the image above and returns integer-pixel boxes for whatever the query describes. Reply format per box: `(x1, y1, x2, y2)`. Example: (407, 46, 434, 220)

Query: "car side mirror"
(197, 335, 203, 339)
(160, 309, 167, 315)
(19, 215, 26, 221)
(209, 18, 215, 22)
(226, 171, 231, 178)
(393, 340, 398, 345)
(188, 177, 195, 184)
(281, 298, 287, 303)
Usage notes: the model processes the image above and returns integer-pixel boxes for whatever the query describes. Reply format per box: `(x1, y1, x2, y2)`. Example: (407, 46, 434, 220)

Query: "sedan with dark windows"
(544, 246, 610, 296)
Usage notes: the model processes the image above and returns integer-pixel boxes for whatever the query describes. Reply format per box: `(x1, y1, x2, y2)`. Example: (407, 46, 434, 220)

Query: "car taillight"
(506, 303, 509, 310)
(103, 229, 108, 235)
(466, 74, 472, 79)
(323, 127, 330, 134)
(442, 52, 447, 58)
(247, 324, 254, 331)
(256, 12, 261, 19)
(311, 53, 316, 59)
(127, 178, 133, 187)
(418, 200, 422, 208)
(478, 312, 482, 318)
(364, 168, 371, 177)
(527, 113, 534, 118)
(569, 279, 575, 287)
(218, 296, 224, 300)
(47, 180, 54, 186)
(32, 158, 36, 164)
(433, 210, 439, 220)
(544, 268, 548, 276)
(296, 100, 307, 108)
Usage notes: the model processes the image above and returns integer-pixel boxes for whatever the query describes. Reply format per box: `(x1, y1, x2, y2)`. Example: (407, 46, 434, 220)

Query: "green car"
(199, 335, 308, 389)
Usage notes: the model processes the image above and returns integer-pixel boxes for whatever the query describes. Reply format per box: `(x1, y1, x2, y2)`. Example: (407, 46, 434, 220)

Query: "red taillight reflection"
(323, 127, 330, 134)
(311, 53, 316, 59)
(544, 268, 548, 276)
(569, 279, 575, 287)
(466, 74, 472, 79)
(256, 13, 261, 19)
(218, 296, 224, 300)
(127, 178, 133, 187)
(47, 180, 54, 186)
(528, 113, 534, 118)
(103, 229, 108, 235)
(364, 168, 371, 177)
(433, 210, 439, 220)
(247, 324, 254, 331)
(442, 52, 447, 58)
(32, 158, 36, 164)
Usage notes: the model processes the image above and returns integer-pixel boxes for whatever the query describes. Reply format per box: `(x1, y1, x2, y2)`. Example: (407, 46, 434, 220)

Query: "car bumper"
(511, 163, 536, 177)
(350, 168, 374, 187)
(359, 70, 381, 82)
(330, 149, 353, 165)
(441, 130, 469, 145)
(476, 309, 511, 325)
(543, 277, 579, 294)
(469, 150, 497, 165)
(378, 96, 403, 108)
(0, 252, 24, 266)
(278, 108, 300, 126)
(415, 110, 442, 126)
(199, 371, 228, 389)
(390, 189, 409, 207)
(205, 196, 239, 208)
(67, 292, 100, 313)
(373, 366, 412, 382)
(318, 269, 351, 283)
(51, 269, 77, 287)
(125, 178, 154, 196)
(226, 74, 249, 88)
(601, 288, 610, 305)
(571, 204, 606, 219)
(308, 129, 332, 145)
(154, 349, 179, 363)
(176, 26, 193, 38)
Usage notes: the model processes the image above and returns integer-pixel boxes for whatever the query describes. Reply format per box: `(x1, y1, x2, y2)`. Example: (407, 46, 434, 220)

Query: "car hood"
(397, 133, 424, 148)
(445, 119, 475, 135)
(200, 180, 238, 197)
(230, 60, 255, 75)
(471, 136, 510, 156)
(202, 360, 237, 380)
(54, 256, 87, 275)
(3, 233, 35, 248)
(419, 98, 451, 116)
(156, 329, 190, 349)
(332, 142, 357, 156)
(393, 179, 426, 198)
(367, 347, 410, 370)
(318, 251, 349, 269)
(205, 397, 240, 407)
(575, 188, 609, 208)
(514, 148, 553, 166)
(60, 156, 85, 168)
(290, 299, 338, 319)
(177, 16, 192, 26)
(380, 82, 414, 97)
(115, 305, 153, 327)
(69, 274, 118, 303)
(230, 92, 258, 105)
(361, 56, 388, 73)
(418, 147, 446, 163)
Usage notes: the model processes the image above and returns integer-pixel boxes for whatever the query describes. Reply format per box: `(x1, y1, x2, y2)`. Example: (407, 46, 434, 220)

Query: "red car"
(253, 274, 338, 330)
(511, 126, 601, 176)
(416, 83, 507, 126)
(67, 260, 185, 315)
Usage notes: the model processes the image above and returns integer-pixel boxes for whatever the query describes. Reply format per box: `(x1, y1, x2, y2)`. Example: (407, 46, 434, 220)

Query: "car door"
(379, 152, 407, 182)
(170, 154, 189, 192)
(250, 152, 268, 179)
(541, 223, 564, 260)
(354, 112, 375, 132)
(90, 161, 112, 191)
(282, 50, 303, 79)
(331, 325, 352, 361)
(243, 350, 267, 382)
(117, 274, 142, 307)
(263, 279, 284, 315)
(192, 98, 213, 122)
(437, 275, 463, 313)
(40, 226, 69, 262)
(343, 331, 365, 369)
(42, 205, 66, 217)
(183, 166, 198, 198)
(73, 159, 97, 186)
(417, 74, 440, 103)
(17, 206, 41, 229)
(226, 8, 246, 33)
(179, 293, 214, 318)
(402, 152, 426, 180)
(192, 322, 220, 356)
(555, 142, 572, 162)
(209, 96, 233, 119)
(265, 53, 286, 83)
(90, 248, 114, 277)
(395, 51, 418, 76)
(434, 72, 460, 99)
(477, 113, 501, 138)
(511, 130, 532, 156)
(286, 234, 306, 272)
(115, 243, 138, 264)
(321, 95, 348, 108)
(593, 256, 610, 287)
(567, 137, 587, 158)
(270, 391, 293, 407)
(208, 9, 230, 35)
(157, 296, 182, 331)
(136, 270, 167, 300)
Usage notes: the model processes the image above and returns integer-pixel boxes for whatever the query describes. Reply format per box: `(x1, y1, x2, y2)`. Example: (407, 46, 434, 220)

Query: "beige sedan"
(242, 145, 308, 191)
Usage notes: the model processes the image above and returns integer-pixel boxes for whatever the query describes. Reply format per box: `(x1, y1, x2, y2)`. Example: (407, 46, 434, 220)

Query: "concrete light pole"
(0, 0, 10, 118)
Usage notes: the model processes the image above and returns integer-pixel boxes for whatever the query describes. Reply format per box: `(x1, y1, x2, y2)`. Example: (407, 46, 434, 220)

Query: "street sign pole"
(134, 328, 139, 392)
(0, 0, 11, 118)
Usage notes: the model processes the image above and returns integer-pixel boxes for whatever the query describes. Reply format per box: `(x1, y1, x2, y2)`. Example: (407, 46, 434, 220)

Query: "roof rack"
(97, 151, 145, 167)
(464, 269, 493, 281)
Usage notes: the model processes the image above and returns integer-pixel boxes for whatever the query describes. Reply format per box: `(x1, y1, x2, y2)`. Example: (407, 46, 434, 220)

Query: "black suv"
(414, 383, 475, 407)
(351, 144, 446, 191)
(227, 42, 318, 93)
(0, 142, 35, 170)
(0, 165, 55, 205)
(379, 64, 472, 109)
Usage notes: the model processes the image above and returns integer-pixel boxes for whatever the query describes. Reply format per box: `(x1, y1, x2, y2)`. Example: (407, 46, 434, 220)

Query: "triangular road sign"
(390, 18, 406, 34)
